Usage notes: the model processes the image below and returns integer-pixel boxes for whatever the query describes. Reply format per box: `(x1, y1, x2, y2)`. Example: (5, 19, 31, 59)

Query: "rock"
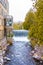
(40, 61, 43, 63)
(0, 50, 3, 65)
(2, 51, 5, 55)
(0, 63, 2, 65)
(32, 45, 43, 61)
(31, 51, 35, 56)
(33, 53, 41, 60)
(0, 58, 3, 65)
(31, 51, 35, 54)
(11, 54, 14, 57)
(4, 60, 7, 63)
(4, 57, 11, 61)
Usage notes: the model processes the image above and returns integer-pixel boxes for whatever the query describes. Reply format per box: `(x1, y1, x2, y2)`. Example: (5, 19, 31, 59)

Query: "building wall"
(0, 15, 4, 39)
(0, 0, 9, 40)
(0, 17, 4, 38)
(0, 0, 9, 13)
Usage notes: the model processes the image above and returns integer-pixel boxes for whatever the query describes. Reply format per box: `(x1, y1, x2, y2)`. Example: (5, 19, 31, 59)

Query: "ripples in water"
(4, 30, 43, 65)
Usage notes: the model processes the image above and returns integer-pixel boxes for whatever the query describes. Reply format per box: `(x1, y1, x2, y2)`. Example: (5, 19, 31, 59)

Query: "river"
(4, 30, 43, 65)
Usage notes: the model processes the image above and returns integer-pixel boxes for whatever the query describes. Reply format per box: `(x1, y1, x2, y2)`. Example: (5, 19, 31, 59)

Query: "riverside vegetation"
(23, 0, 43, 60)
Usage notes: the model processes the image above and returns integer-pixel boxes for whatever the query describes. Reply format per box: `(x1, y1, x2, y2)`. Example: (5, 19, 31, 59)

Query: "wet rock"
(2, 51, 5, 55)
(11, 54, 14, 57)
(31, 51, 35, 54)
(0, 49, 4, 65)
(0, 63, 3, 65)
(40, 61, 43, 63)
(3, 60, 6, 63)
(31, 45, 43, 61)
(33, 53, 41, 60)
(4, 57, 11, 61)
(0, 58, 3, 65)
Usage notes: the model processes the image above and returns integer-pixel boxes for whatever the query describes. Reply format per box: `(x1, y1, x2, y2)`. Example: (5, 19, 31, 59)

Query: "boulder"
(4, 57, 11, 61)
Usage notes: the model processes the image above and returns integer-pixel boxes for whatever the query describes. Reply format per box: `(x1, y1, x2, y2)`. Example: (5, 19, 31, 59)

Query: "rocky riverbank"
(0, 38, 8, 65)
(31, 45, 43, 62)
(0, 49, 3, 65)
(0, 38, 13, 65)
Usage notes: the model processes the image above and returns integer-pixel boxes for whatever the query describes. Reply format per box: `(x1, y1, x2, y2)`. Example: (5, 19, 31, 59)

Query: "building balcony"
(5, 26, 13, 31)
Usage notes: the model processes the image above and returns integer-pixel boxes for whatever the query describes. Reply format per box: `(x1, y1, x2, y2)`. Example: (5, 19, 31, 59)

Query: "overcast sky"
(8, 0, 33, 22)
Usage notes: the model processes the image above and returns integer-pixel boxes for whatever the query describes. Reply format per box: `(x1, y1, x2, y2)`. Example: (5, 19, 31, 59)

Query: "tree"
(29, 0, 43, 46)
(23, 0, 43, 47)
(23, 10, 35, 30)
(35, 0, 43, 45)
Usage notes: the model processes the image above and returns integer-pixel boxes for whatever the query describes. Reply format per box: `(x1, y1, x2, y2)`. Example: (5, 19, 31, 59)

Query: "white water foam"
(13, 36, 30, 42)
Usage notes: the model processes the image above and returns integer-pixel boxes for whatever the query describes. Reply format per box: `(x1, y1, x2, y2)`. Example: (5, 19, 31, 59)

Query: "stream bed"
(4, 30, 43, 65)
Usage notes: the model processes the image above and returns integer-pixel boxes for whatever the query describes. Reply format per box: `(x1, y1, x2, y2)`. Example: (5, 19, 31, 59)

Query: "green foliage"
(7, 33, 13, 37)
(13, 23, 23, 30)
(13, 23, 20, 30)
(23, 10, 35, 30)
(35, 0, 43, 45)
(23, 0, 43, 47)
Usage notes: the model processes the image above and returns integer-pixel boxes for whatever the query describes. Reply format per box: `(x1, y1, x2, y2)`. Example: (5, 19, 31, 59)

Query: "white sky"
(8, 0, 33, 22)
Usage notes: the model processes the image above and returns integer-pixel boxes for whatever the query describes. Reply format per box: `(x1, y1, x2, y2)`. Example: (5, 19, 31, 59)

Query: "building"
(0, 0, 9, 64)
(0, 0, 13, 64)
(5, 15, 13, 45)
(0, 0, 13, 48)
(0, 0, 9, 40)
(0, 0, 14, 53)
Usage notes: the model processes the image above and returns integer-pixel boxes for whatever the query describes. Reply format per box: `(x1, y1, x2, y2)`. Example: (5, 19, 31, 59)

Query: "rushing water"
(4, 30, 43, 65)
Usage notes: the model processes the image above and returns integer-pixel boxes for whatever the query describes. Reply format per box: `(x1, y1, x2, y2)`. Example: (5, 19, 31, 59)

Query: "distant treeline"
(13, 22, 23, 30)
